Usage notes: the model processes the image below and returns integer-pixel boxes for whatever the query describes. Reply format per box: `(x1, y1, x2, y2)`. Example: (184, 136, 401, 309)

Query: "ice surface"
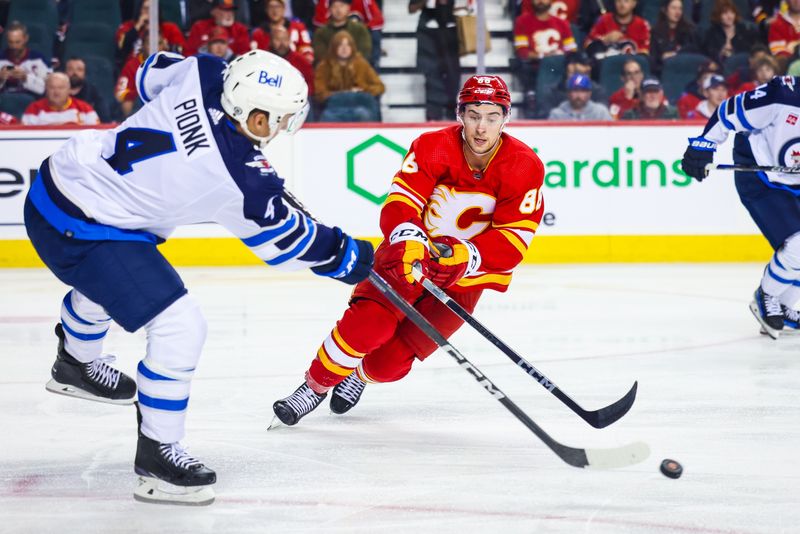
(1, 264, 798, 533)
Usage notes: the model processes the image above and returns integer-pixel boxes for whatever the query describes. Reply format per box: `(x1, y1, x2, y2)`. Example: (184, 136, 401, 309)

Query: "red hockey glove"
(378, 221, 431, 287)
(428, 236, 481, 288)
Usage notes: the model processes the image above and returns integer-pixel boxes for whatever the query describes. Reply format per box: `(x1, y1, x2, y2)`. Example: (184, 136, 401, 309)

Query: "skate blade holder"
(134, 476, 215, 506)
(45, 379, 135, 405)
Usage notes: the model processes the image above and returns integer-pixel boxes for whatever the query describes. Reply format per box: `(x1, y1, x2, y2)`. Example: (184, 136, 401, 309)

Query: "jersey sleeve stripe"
(455, 272, 513, 288)
(137, 53, 157, 103)
(264, 218, 316, 266)
(493, 219, 540, 232)
(735, 93, 755, 131)
(717, 99, 736, 131)
(498, 229, 528, 256)
(323, 336, 364, 368)
(241, 213, 298, 247)
(384, 193, 423, 214)
(392, 177, 428, 205)
(317, 346, 353, 376)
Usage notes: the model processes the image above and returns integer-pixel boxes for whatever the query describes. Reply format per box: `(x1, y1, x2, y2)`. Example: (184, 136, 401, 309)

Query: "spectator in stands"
(0, 21, 49, 97)
(22, 72, 98, 125)
(188, 0, 252, 25)
(734, 55, 779, 93)
(703, 0, 760, 65)
(650, 0, 698, 75)
(585, 0, 651, 60)
(536, 51, 607, 118)
(621, 77, 678, 118)
(686, 73, 728, 119)
(768, 0, 800, 71)
(315, 30, 384, 121)
(64, 57, 112, 123)
(314, 0, 384, 66)
(252, 0, 314, 64)
(115, 32, 166, 118)
(312, 0, 372, 64)
(725, 44, 770, 93)
(186, 0, 251, 57)
(270, 25, 314, 95)
(411, 0, 460, 121)
(677, 59, 722, 118)
(608, 57, 644, 119)
(549, 73, 613, 119)
(204, 26, 236, 59)
(577, 0, 614, 36)
(116, 0, 185, 67)
(518, 0, 580, 23)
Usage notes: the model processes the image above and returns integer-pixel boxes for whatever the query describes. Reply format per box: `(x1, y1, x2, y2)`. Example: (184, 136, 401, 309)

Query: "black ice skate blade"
(45, 379, 135, 405)
(749, 301, 781, 340)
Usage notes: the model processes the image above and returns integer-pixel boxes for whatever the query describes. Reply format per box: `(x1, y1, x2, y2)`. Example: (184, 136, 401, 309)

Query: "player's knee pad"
(144, 294, 207, 372)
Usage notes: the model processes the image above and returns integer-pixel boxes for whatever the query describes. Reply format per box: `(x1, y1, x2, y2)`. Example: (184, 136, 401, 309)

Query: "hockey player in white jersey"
(682, 75, 800, 339)
(23, 50, 374, 505)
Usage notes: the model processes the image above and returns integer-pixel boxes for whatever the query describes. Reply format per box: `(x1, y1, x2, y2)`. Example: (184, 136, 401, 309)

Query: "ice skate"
(330, 373, 367, 415)
(749, 288, 784, 339)
(271, 382, 326, 427)
(45, 324, 136, 405)
(133, 403, 216, 506)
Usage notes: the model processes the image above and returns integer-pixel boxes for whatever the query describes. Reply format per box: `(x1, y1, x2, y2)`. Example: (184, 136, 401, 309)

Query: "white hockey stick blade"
(45, 379, 134, 405)
(134, 476, 215, 506)
(584, 441, 651, 470)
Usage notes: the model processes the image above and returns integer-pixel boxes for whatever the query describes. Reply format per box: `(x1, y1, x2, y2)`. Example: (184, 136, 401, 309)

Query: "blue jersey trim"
(29, 176, 159, 243)
(735, 94, 755, 131)
(718, 100, 735, 131)
(266, 218, 316, 265)
(62, 291, 93, 325)
(138, 53, 157, 103)
(138, 392, 189, 411)
(61, 320, 108, 341)
(137, 361, 178, 381)
(241, 213, 298, 247)
(767, 265, 794, 285)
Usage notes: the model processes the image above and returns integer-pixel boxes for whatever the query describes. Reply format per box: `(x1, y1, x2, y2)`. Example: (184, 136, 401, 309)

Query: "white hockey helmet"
(221, 49, 309, 148)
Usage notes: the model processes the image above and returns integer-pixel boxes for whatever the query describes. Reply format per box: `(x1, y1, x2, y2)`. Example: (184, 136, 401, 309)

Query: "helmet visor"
(284, 102, 310, 135)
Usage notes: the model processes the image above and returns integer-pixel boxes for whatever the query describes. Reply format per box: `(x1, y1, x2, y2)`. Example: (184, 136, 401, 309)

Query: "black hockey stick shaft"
(708, 163, 800, 174)
(367, 270, 648, 469)
(411, 266, 637, 429)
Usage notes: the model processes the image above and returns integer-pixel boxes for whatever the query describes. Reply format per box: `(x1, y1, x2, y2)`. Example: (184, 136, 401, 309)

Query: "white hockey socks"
(137, 295, 207, 445)
(60, 290, 112, 363)
(761, 233, 800, 306)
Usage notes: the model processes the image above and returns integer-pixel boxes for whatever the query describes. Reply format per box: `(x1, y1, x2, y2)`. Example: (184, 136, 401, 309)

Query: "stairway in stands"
(379, 0, 516, 122)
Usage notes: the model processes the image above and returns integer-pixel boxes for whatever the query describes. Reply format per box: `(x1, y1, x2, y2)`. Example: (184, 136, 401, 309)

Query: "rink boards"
(0, 122, 771, 267)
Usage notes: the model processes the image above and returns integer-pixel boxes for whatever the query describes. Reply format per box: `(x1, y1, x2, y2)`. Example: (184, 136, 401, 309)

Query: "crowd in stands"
(0, 0, 798, 125)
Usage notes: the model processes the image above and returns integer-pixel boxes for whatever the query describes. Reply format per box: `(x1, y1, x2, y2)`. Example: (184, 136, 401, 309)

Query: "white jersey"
(702, 75, 800, 189)
(42, 52, 341, 270)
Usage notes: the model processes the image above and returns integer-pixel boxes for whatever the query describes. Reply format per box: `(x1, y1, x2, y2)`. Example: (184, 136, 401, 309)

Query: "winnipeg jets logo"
(423, 186, 495, 240)
(777, 137, 800, 170)
(245, 158, 275, 175)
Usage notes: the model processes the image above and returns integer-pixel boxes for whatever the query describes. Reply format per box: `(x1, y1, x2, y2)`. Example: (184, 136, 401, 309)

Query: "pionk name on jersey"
(174, 98, 210, 156)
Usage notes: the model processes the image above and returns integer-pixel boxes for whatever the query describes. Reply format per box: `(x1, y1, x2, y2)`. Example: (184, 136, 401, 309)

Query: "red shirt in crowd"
(513, 13, 577, 59)
(185, 18, 251, 56)
(677, 92, 701, 119)
(768, 13, 800, 57)
(608, 88, 639, 119)
(586, 13, 651, 54)
(115, 20, 186, 60)
(22, 97, 98, 125)
(313, 0, 384, 30)
(251, 19, 314, 64)
(116, 54, 143, 103)
(519, 0, 579, 22)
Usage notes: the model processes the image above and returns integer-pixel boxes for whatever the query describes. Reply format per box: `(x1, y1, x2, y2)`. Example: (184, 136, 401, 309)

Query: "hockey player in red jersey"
(272, 75, 545, 425)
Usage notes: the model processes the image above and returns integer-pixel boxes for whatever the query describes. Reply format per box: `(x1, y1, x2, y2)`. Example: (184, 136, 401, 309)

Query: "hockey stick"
(410, 265, 637, 429)
(367, 270, 650, 469)
(707, 163, 800, 174)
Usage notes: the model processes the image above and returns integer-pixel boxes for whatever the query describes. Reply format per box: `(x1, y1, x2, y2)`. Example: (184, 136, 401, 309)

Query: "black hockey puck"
(660, 459, 683, 479)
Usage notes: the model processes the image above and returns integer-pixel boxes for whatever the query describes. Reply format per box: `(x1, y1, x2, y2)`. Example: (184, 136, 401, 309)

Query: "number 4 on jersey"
(105, 128, 177, 175)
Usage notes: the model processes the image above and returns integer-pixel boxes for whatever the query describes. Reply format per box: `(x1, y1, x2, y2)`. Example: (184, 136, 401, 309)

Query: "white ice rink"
(1, 264, 799, 533)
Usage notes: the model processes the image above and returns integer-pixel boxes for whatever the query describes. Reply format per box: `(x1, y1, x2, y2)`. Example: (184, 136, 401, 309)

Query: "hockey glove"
(312, 229, 374, 285)
(378, 221, 431, 286)
(429, 236, 481, 288)
(681, 137, 717, 182)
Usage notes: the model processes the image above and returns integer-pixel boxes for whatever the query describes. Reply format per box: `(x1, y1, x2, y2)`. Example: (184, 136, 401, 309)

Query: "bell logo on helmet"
(258, 71, 283, 87)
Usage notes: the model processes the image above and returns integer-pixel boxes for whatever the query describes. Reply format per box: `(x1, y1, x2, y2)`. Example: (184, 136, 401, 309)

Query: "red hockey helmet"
(457, 75, 511, 114)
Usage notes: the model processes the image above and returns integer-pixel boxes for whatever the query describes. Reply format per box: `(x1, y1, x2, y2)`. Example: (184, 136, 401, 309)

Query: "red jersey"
(608, 87, 638, 119)
(586, 13, 651, 54)
(768, 13, 800, 57)
(115, 20, 185, 58)
(186, 19, 251, 56)
(251, 19, 314, 64)
(520, 0, 579, 22)
(513, 13, 577, 59)
(313, 0, 384, 29)
(677, 92, 701, 119)
(381, 125, 545, 293)
(22, 97, 98, 125)
(115, 54, 143, 103)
